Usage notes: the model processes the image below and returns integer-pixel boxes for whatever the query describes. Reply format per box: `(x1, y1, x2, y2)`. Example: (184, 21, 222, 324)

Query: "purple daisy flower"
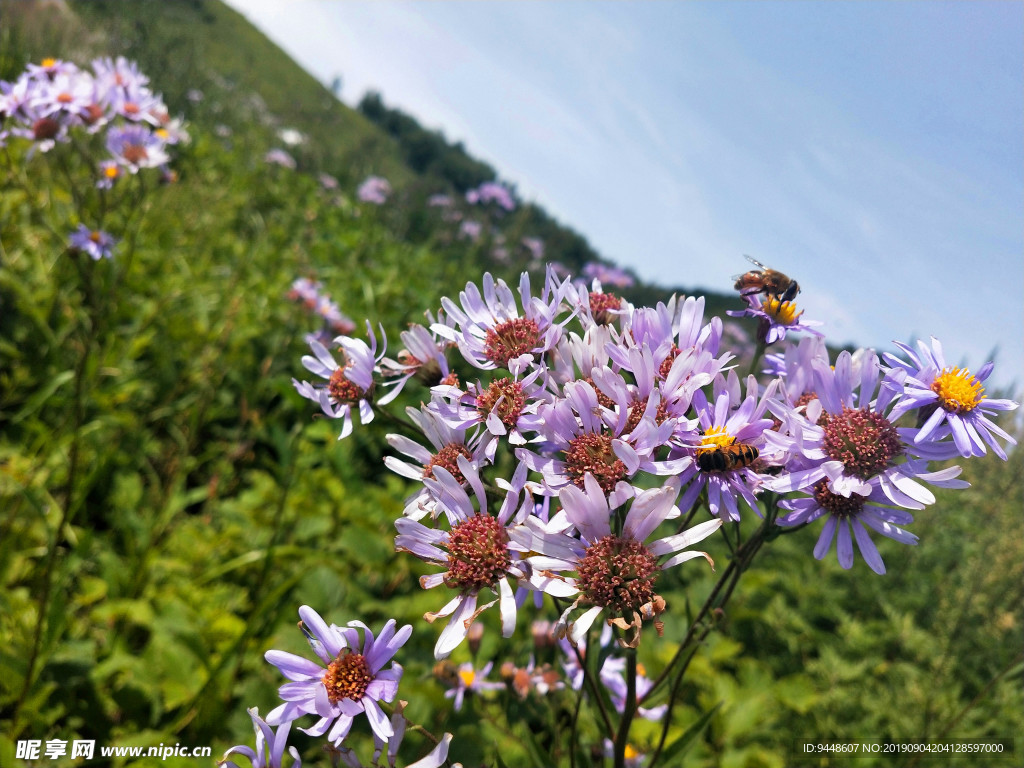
(516, 378, 677, 506)
(442, 661, 504, 712)
(884, 337, 1018, 460)
(292, 326, 397, 440)
(384, 405, 495, 520)
(465, 180, 515, 211)
(68, 224, 116, 260)
(380, 316, 458, 396)
(264, 148, 296, 170)
(582, 261, 634, 289)
(766, 350, 966, 516)
(727, 292, 823, 344)
(776, 463, 967, 574)
(671, 373, 782, 522)
(358, 175, 391, 204)
(512, 474, 722, 646)
(430, 364, 548, 447)
(394, 461, 554, 658)
(220, 708, 301, 768)
(264, 606, 411, 747)
(434, 268, 569, 375)
(106, 123, 169, 172)
(599, 655, 667, 721)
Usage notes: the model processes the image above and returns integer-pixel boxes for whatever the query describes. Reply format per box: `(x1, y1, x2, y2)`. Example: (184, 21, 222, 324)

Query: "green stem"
(613, 650, 638, 768)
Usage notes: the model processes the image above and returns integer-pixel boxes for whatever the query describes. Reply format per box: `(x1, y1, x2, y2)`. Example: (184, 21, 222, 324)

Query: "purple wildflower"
(884, 337, 1018, 460)
(68, 224, 116, 260)
(358, 175, 391, 204)
(264, 606, 411, 747)
(219, 708, 301, 768)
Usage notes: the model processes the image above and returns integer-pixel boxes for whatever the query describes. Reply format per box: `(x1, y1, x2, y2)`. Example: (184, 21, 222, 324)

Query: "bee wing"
(743, 254, 768, 270)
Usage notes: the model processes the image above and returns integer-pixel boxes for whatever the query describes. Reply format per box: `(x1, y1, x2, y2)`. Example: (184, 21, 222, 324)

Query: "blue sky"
(225, 0, 1022, 393)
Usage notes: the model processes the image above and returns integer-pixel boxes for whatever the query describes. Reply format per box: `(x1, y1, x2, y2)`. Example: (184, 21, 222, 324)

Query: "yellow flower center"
(41, 57, 57, 68)
(624, 745, 640, 760)
(699, 426, 734, 451)
(764, 296, 801, 325)
(458, 668, 476, 687)
(104, 165, 120, 179)
(155, 128, 170, 140)
(931, 367, 984, 414)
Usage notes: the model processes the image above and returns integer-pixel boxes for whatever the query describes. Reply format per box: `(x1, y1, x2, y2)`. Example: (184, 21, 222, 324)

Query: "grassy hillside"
(1, 2, 1020, 767)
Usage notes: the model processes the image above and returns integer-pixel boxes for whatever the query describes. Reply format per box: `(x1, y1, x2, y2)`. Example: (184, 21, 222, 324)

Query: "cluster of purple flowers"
(292, 267, 1017, 652)
(2, 57, 188, 262)
(358, 175, 392, 205)
(465, 180, 516, 212)
(1, 56, 187, 170)
(582, 261, 634, 289)
(284, 265, 1015, 763)
(287, 276, 356, 344)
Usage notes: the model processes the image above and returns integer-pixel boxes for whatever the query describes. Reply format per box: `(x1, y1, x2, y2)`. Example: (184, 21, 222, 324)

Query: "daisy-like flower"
(728, 292, 823, 344)
(358, 175, 391, 204)
(384, 405, 494, 520)
(599, 656, 667, 721)
(96, 159, 122, 189)
(264, 606, 411, 747)
(293, 326, 396, 440)
(219, 708, 301, 768)
(430, 365, 547, 446)
(672, 372, 782, 522)
(465, 180, 516, 211)
(395, 461, 560, 658)
(434, 269, 569, 375)
(68, 224, 116, 260)
(516, 378, 676, 506)
(264, 148, 296, 170)
(380, 316, 457, 395)
(767, 350, 961, 509)
(884, 337, 1018, 460)
(776, 463, 967, 574)
(513, 474, 722, 647)
(105, 123, 169, 173)
(442, 661, 504, 712)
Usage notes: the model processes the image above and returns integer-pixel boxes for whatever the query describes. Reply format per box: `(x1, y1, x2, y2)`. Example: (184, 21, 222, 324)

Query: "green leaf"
(658, 701, 722, 766)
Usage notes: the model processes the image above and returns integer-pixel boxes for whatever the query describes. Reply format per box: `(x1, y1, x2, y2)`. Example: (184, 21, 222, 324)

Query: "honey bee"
(696, 442, 759, 472)
(733, 255, 800, 303)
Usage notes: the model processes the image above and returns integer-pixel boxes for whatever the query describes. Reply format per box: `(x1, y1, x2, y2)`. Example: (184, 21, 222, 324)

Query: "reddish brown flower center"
(812, 479, 866, 518)
(589, 291, 622, 325)
(821, 406, 902, 479)
(32, 117, 60, 140)
(423, 443, 473, 483)
(624, 396, 669, 433)
(577, 535, 659, 613)
(328, 366, 367, 404)
(484, 317, 540, 368)
(658, 346, 681, 380)
(564, 432, 628, 493)
(322, 651, 372, 704)
(122, 143, 149, 165)
(445, 514, 511, 591)
(476, 377, 526, 428)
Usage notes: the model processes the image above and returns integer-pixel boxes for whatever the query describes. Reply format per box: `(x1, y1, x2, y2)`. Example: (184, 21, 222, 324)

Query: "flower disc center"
(931, 367, 984, 414)
(576, 535, 658, 613)
(476, 377, 526, 428)
(564, 432, 627, 493)
(322, 651, 372, 704)
(445, 514, 511, 591)
(822, 406, 902, 479)
(484, 317, 540, 368)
